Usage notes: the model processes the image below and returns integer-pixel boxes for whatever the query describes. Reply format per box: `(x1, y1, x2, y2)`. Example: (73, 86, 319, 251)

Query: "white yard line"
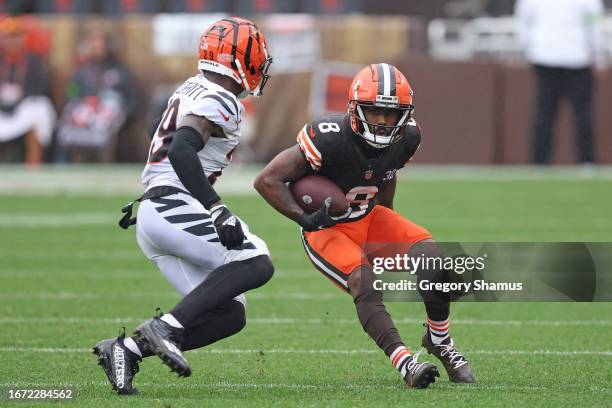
(0, 347, 610, 357)
(0, 291, 338, 300)
(157, 382, 611, 393)
(0, 164, 258, 195)
(2, 290, 612, 307)
(0, 269, 310, 280)
(1, 213, 611, 228)
(1, 165, 612, 195)
(0, 213, 116, 227)
(0, 316, 610, 327)
(1, 289, 611, 305)
(0, 381, 608, 393)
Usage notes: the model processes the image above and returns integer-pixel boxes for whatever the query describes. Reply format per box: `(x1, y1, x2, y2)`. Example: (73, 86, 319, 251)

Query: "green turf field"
(1, 169, 611, 407)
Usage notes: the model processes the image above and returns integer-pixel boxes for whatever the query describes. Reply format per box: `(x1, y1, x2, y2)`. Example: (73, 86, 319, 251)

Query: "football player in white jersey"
(92, 17, 274, 395)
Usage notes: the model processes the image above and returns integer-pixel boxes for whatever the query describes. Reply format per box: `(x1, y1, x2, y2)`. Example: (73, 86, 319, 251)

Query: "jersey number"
(318, 122, 340, 133)
(345, 186, 378, 218)
(148, 98, 180, 163)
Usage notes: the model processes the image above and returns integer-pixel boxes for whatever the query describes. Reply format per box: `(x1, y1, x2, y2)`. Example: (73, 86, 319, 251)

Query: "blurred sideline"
(1, 164, 611, 195)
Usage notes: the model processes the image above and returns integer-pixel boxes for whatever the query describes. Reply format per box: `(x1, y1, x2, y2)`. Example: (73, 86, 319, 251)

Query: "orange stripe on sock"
(392, 350, 410, 367)
(427, 319, 450, 329)
(391, 348, 406, 365)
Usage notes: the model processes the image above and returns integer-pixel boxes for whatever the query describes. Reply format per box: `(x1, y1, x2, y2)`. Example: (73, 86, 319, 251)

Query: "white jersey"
(141, 74, 244, 191)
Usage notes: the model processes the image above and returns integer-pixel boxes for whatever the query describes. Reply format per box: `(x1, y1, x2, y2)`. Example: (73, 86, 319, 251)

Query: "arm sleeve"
(296, 123, 323, 172)
(167, 126, 221, 209)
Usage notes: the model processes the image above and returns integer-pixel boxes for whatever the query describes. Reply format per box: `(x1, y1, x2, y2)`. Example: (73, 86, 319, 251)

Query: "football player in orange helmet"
(348, 63, 414, 147)
(198, 17, 272, 98)
(255, 63, 474, 388)
(93, 17, 275, 395)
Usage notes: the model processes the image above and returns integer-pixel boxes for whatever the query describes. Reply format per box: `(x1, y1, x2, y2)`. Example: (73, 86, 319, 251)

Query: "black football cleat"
(92, 330, 142, 395)
(422, 330, 475, 383)
(403, 349, 440, 389)
(134, 311, 191, 377)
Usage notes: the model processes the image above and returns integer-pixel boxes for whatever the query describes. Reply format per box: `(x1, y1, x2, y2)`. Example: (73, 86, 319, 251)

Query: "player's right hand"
(297, 197, 337, 231)
(211, 205, 245, 249)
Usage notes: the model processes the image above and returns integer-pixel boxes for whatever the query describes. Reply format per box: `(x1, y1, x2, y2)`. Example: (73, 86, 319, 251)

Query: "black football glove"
(298, 197, 338, 232)
(210, 205, 245, 250)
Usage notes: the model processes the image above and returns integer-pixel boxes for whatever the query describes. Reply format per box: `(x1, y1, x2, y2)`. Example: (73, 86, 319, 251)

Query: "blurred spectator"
(444, 0, 487, 19)
(444, 0, 516, 19)
(57, 29, 136, 162)
(0, 15, 55, 167)
(515, 0, 607, 164)
(483, 0, 515, 17)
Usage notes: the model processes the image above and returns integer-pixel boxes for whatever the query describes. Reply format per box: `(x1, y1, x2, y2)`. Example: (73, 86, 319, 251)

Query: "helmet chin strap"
(362, 126, 391, 149)
(234, 59, 254, 97)
(365, 138, 389, 149)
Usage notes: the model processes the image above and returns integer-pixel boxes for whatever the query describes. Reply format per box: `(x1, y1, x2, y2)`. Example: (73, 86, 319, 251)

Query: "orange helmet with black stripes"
(348, 63, 414, 147)
(198, 17, 272, 98)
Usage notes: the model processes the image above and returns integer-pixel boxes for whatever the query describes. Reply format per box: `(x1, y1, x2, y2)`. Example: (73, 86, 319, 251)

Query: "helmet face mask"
(249, 56, 273, 97)
(352, 102, 414, 148)
(348, 63, 414, 148)
(198, 17, 273, 98)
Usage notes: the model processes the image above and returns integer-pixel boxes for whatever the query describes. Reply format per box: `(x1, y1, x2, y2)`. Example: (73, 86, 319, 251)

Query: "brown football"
(289, 175, 349, 216)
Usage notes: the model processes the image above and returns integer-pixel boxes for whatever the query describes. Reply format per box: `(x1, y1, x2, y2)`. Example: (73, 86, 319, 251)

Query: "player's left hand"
(210, 205, 245, 249)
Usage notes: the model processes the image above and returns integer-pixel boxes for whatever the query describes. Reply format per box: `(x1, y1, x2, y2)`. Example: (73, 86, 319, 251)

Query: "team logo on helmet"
(197, 17, 273, 98)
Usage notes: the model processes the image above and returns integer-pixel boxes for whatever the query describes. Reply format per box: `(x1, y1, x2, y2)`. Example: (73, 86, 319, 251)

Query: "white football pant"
(135, 192, 269, 306)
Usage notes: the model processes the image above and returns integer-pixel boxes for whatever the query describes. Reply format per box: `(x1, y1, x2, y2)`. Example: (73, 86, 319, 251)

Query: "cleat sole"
(134, 327, 191, 378)
(406, 366, 440, 389)
(159, 351, 191, 377)
(418, 367, 439, 389)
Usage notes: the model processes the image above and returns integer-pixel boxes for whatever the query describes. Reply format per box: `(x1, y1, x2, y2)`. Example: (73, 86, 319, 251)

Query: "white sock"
(160, 313, 184, 329)
(427, 318, 450, 345)
(390, 345, 412, 378)
(123, 337, 142, 357)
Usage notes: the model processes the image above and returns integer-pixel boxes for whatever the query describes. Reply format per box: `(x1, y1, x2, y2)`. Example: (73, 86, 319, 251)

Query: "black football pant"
(531, 65, 594, 164)
(180, 299, 246, 351)
(138, 299, 245, 357)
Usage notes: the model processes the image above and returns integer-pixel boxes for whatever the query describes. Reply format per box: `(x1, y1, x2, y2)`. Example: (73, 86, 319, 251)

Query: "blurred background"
(0, 0, 611, 168)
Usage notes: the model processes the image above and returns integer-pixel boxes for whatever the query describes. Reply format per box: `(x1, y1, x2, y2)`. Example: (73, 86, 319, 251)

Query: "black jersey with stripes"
(296, 114, 421, 221)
